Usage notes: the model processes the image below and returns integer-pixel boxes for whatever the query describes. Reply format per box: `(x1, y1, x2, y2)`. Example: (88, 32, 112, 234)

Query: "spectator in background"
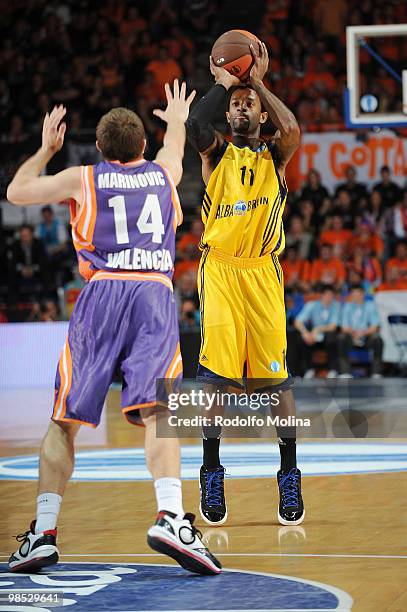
(313, 0, 348, 41)
(179, 298, 199, 331)
(285, 215, 312, 259)
(281, 245, 308, 291)
(40, 299, 62, 322)
(299, 169, 329, 210)
(9, 224, 48, 300)
(349, 220, 384, 259)
(382, 191, 407, 259)
(332, 188, 355, 229)
(377, 266, 407, 292)
(364, 189, 384, 228)
(177, 218, 203, 258)
(334, 165, 368, 206)
(174, 217, 202, 282)
(37, 205, 70, 289)
(308, 243, 345, 289)
(146, 46, 182, 98)
(346, 244, 382, 291)
(37, 206, 67, 257)
(385, 241, 407, 281)
(174, 269, 199, 315)
(373, 165, 401, 208)
(338, 285, 383, 377)
(319, 214, 352, 259)
(294, 285, 341, 378)
(119, 6, 146, 38)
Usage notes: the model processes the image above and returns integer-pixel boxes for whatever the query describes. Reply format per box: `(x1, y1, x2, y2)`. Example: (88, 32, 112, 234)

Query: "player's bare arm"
(7, 105, 82, 206)
(248, 42, 300, 178)
(153, 79, 196, 187)
(186, 59, 240, 184)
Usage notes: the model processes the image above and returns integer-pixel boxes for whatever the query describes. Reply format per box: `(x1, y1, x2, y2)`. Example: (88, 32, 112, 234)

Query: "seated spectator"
(179, 298, 199, 331)
(281, 245, 308, 291)
(349, 220, 384, 258)
(294, 285, 341, 378)
(285, 289, 304, 327)
(162, 25, 194, 61)
(302, 59, 337, 93)
(146, 46, 182, 98)
(308, 243, 346, 289)
(334, 165, 368, 205)
(373, 165, 401, 209)
(299, 169, 329, 209)
(338, 285, 383, 377)
(174, 257, 200, 282)
(382, 191, 407, 259)
(346, 245, 382, 291)
(40, 299, 62, 322)
(37, 205, 71, 288)
(364, 189, 384, 228)
(332, 189, 355, 229)
(174, 269, 199, 313)
(135, 72, 162, 108)
(285, 215, 312, 259)
(135, 31, 159, 64)
(385, 241, 407, 281)
(377, 267, 407, 292)
(297, 199, 317, 233)
(37, 206, 68, 257)
(9, 224, 48, 300)
(119, 6, 146, 38)
(177, 219, 203, 258)
(319, 214, 352, 259)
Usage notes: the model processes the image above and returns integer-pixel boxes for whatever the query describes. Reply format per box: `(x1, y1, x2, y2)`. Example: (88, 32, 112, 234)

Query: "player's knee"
(49, 418, 80, 440)
(139, 404, 171, 426)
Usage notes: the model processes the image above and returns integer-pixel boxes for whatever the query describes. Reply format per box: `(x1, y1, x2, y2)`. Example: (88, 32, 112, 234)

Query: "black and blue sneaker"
(277, 468, 305, 526)
(199, 466, 227, 525)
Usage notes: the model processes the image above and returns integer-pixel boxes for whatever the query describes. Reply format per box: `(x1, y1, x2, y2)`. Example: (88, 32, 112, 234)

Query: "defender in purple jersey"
(7, 82, 221, 576)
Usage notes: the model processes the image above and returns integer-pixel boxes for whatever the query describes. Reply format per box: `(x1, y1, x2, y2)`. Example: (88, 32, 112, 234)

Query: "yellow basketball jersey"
(200, 140, 287, 258)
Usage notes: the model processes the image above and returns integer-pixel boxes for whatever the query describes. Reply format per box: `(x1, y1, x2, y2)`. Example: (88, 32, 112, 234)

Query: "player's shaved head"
(96, 107, 145, 163)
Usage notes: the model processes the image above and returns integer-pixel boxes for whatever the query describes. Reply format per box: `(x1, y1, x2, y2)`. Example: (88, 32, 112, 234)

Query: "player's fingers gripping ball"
(211, 30, 261, 81)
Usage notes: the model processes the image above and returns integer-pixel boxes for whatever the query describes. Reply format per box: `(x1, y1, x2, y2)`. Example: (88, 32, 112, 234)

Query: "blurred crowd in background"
(0, 0, 406, 375)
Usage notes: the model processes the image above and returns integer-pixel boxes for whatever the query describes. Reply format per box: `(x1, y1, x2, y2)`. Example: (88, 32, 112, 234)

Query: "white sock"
(35, 493, 62, 533)
(154, 478, 184, 518)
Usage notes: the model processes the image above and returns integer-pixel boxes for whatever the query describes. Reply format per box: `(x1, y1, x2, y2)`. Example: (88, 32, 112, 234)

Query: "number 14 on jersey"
(108, 194, 165, 245)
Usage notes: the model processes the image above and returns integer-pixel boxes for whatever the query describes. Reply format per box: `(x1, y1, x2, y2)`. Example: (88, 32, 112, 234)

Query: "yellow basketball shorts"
(197, 247, 289, 386)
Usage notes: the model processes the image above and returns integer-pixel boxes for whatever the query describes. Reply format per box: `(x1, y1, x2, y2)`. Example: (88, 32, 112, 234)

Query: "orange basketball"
(211, 30, 261, 81)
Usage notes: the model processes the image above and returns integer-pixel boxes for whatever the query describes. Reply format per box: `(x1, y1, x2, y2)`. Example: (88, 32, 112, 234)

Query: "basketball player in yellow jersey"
(186, 42, 304, 526)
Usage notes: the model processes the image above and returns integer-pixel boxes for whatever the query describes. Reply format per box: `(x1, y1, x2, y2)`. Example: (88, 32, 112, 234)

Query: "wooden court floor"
(1, 390, 407, 611)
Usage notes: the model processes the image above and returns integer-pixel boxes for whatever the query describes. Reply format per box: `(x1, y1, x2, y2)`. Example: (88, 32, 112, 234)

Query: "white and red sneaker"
(9, 520, 59, 573)
(147, 511, 222, 575)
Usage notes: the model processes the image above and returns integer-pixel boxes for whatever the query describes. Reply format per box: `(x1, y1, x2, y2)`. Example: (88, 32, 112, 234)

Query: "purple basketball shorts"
(52, 275, 182, 427)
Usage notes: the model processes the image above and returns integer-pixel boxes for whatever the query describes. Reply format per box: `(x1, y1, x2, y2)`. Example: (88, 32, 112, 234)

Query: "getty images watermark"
(165, 389, 311, 429)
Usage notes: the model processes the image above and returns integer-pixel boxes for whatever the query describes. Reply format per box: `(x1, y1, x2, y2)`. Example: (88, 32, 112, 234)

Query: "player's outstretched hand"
(41, 105, 67, 155)
(209, 56, 241, 89)
(248, 42, 269, 86)
(153, 80, 196, 124)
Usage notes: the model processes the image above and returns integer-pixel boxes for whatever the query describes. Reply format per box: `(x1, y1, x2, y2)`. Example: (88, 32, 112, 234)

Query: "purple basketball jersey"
(71, 160, 181, 281)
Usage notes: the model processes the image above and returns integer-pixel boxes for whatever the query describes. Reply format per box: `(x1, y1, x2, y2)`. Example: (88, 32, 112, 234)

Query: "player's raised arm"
(7, 105, 81, 206)
(153, 80, 196, 187)
(186, 58, 241, 175)
(248, 42, 300, 176)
